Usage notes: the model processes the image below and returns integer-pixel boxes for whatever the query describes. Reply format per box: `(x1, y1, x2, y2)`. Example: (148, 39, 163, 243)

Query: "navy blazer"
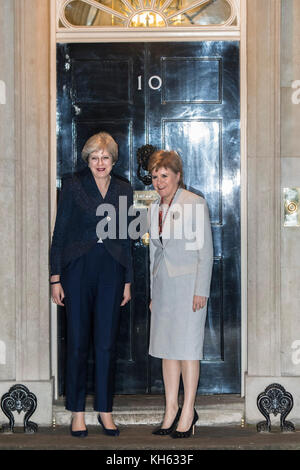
(50, 167, 134, 283)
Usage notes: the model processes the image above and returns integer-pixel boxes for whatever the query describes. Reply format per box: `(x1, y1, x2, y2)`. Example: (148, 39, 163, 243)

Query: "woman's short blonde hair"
(148, 150, 185, 188)
(81, 132, 118, 163)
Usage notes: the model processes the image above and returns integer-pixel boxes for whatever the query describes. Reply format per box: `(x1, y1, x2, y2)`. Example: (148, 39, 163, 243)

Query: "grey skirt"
(149, 260, 207, 360)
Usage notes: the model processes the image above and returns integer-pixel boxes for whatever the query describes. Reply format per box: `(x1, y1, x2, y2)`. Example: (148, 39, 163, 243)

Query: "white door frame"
(50, 0, 247, 399)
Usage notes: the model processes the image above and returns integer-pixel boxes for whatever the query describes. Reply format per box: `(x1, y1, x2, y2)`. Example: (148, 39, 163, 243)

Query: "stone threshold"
(53, 394, 245, 427)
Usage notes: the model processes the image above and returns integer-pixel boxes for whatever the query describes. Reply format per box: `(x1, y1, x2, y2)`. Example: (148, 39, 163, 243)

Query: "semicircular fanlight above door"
(58, 0, 239, 29)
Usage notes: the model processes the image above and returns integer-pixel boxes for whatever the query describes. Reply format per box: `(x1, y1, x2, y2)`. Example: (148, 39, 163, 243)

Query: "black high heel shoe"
(70, 419, 88, 438)
(152, 407, 182, 436)
(171, 409, 199, 439)
(97, 414, 120, 437)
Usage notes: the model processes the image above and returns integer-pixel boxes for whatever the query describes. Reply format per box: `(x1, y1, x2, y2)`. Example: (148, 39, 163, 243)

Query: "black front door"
(56, 41, 240, 396)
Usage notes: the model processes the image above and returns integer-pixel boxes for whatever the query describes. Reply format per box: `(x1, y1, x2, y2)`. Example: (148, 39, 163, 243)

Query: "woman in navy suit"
(50, 132, 133, 437)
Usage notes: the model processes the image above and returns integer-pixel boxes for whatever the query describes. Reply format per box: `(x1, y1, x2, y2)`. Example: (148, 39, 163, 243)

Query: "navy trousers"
(61, 243, 125, 412)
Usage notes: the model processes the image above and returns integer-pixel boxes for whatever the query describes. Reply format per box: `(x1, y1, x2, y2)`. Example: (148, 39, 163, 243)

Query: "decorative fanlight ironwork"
(57, 0, 239, 29)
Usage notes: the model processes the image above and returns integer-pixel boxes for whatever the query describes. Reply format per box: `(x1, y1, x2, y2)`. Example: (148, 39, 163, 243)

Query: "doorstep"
(53, 394, 245, 427)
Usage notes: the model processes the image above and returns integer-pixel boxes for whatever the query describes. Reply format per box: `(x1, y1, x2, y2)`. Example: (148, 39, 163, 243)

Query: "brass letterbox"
(133, 190, 159, 246)
(134, 190, 159, 209)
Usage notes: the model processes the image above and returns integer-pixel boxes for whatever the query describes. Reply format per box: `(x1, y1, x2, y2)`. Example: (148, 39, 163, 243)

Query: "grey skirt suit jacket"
(148, 188, 214, 360)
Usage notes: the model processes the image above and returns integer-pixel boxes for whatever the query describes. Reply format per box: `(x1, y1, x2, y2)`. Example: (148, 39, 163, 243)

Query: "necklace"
(159, 189, 178, 235)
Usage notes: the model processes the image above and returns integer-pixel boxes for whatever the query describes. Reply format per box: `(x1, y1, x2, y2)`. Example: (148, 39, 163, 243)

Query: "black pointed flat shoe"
(152, 407, 182, 436)
(171, 409, 199, 439)
(97, 414, 120, 437)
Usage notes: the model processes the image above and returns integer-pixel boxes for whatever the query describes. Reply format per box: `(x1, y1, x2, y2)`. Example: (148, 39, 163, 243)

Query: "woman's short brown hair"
(148, 150, 185, 188)
(81, 132, 118, 163)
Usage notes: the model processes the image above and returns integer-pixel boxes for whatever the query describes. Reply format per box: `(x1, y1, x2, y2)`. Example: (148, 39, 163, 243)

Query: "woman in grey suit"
(148, 150, 213, 439)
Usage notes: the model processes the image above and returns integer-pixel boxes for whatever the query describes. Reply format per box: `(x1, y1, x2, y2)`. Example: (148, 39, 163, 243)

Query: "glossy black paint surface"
(56, 41, 241, 395)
